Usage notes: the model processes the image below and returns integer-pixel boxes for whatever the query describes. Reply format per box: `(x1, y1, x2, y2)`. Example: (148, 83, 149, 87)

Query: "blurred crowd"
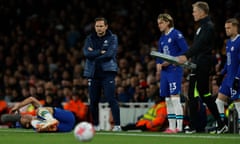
(0, 0, 240, 117)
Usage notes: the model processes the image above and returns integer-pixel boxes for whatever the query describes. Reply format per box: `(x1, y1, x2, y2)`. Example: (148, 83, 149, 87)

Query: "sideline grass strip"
(0, 128, 239, 144)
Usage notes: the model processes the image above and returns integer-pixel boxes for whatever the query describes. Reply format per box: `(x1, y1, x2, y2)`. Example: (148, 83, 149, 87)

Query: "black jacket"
(185, 16, 215, 66)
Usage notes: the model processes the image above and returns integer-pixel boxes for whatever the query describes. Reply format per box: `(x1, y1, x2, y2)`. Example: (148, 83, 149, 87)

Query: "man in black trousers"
(83, 17, 121, 131)
(177, 1, 228, 134)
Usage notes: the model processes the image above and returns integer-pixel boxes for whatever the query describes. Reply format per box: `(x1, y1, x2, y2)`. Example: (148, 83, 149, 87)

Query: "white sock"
(215, 98, 226, 120)
(171, 97, 183, 131)
(166, 97, 176, 130)
(37, 107, 54, 121)
(31, 119, 45, 129)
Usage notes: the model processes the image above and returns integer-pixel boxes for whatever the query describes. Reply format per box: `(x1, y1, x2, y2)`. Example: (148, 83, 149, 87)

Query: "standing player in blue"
(156, 13, 188, 133)
(215, 18, 240, 133)
(2, 96, 75, 132)
(83, 17, 121, 131)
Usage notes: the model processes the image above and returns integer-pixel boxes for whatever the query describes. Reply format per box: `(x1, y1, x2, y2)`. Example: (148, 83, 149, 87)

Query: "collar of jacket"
(199, 16, 211, 26)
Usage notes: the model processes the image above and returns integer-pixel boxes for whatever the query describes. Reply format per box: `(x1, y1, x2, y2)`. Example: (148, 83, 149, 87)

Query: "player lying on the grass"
(1, 96, 75, 132)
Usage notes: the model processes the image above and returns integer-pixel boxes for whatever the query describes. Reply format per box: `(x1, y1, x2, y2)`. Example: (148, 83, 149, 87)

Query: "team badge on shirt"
(177, 33, 183, 38)
(168, 38, 172, 43)
(103, 40, 109, 46)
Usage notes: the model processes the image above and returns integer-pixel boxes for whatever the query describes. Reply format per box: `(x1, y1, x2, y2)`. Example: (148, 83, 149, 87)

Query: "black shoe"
(217, 125, 228, 134)
(184, 126, 196, 134)
(121, 124, 138, 131)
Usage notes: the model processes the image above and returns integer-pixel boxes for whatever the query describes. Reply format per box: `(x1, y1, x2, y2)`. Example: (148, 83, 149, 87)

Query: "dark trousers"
(188, 65, 223, 131)
(88, 72, 120, 126)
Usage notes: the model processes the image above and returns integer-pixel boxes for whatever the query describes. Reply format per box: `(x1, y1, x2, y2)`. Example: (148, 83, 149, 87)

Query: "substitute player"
(156, 13, 188, 133)
(215, 18, 240, 133)
(1, 96, 75, 132)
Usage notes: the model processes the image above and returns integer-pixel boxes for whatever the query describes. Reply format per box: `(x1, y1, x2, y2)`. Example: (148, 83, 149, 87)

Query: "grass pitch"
(0, 128, 239, 144)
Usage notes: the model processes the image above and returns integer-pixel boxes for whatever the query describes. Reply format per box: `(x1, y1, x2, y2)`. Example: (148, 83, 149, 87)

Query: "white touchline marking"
(97, 132, 240, 140)
(1, 129, 240, 140)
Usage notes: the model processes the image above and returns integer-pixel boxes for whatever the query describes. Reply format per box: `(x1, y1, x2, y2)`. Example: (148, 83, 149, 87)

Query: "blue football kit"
(52, 107, 75, 132)
(219, 34, 240, 100)
(157, 28, 188, 97)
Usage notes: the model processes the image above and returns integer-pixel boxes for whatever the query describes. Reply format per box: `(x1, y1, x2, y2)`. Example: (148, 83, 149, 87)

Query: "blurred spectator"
(63, 91, 88, 125)
(116, 85, 131, 102)
(126, 75, 139, 102)
(0, 94, 9, 125)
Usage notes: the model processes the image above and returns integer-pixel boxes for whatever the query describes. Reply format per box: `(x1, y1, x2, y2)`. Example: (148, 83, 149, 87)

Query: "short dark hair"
(226, 18, 239, 27)
(192, 1, 209, 14)
(226, 18, 239, 33)
(94, 17, 108, 25)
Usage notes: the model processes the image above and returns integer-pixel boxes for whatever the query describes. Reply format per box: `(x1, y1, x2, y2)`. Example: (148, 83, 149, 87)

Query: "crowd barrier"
(99, 102, 154, 131)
